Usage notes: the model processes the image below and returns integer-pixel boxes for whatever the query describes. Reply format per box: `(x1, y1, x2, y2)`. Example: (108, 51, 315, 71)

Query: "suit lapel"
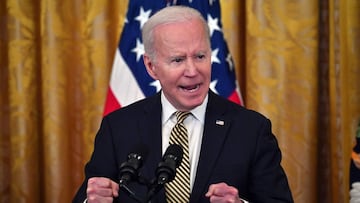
(137, 93, 164, 196)
(190, 92, 231, 203)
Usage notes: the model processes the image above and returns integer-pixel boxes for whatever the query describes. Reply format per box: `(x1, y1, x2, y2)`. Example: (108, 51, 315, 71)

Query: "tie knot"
(175, 111, 191, 123)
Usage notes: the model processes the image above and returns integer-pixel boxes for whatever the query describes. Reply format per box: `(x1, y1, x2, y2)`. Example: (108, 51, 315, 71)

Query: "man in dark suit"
(73, 5, 293, 203)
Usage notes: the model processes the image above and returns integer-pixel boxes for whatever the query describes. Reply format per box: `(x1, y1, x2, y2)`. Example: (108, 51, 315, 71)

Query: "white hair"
(142, 6, 210, 61)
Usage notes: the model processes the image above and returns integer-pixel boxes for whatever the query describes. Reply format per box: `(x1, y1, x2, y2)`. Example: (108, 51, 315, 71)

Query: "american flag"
(103, 0, 243, 116)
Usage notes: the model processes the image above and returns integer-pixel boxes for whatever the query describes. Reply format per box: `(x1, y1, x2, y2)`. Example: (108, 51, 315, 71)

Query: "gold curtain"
(0, 0, 359, 202)
(245, 1, 320, 201)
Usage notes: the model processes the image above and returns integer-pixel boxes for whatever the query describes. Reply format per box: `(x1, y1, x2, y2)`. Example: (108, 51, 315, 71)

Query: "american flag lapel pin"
(216, 120, 225, 126)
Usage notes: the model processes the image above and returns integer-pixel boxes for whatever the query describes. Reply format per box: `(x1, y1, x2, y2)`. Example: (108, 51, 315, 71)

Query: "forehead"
(153, 19, 210, 52)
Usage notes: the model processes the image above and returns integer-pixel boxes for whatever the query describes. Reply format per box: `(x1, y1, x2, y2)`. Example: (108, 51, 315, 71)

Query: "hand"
(87, 177, 119, 203)
(352, 151, 360, 169)
(205, 182, 243, 203)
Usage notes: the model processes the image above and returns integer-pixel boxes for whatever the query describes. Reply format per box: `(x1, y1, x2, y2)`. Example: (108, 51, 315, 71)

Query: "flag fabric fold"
(103, 0, 243, 116)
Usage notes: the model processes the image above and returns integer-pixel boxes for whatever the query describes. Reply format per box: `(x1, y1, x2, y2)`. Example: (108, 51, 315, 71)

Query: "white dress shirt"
(161, 92, 207, 191)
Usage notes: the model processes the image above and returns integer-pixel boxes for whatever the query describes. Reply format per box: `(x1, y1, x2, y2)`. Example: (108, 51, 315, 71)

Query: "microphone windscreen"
(130, 143, 149, 161)
(164, 144, 183, 167)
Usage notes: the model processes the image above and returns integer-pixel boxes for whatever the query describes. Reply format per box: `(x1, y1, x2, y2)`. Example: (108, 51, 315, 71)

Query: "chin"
(183, 97, 205, 110)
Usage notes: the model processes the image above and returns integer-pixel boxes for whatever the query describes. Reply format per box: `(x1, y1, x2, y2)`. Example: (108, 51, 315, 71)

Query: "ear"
(143, 54, 158, 80)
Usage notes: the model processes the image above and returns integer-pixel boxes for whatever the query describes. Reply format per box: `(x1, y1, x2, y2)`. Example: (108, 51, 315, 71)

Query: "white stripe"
(110, 49, 145, 107)
(235, 82, 244, 105)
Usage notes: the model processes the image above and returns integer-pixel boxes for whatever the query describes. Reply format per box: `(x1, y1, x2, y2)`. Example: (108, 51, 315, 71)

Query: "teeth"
(181, 84, 199, 92)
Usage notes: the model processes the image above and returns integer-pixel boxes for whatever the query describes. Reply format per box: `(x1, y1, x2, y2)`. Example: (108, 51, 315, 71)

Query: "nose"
(184, 58, 198, 77)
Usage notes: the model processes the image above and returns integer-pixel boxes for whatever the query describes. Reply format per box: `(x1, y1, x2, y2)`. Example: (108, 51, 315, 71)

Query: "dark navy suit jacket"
(73, 91, 293, 203)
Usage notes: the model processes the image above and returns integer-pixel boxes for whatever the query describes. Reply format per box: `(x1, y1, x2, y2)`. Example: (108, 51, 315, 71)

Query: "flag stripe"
(103, 88, 121, 116)
(228, 90, 242, 106)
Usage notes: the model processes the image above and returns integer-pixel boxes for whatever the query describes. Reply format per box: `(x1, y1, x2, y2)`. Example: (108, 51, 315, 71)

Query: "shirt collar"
(161, 92, 208, 124)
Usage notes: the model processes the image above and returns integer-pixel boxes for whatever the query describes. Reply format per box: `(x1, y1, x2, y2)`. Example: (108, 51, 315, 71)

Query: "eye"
(195, 54, 206, 60)
(171, 57, 184, 63)
(198, 54, 205, 59)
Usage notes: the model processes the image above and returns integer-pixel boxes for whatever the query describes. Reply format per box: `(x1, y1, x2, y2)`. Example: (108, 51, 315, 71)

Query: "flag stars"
(207, 14, 221, 36)
(210, 79, 219, 94)
(135, 7, 151, 29)
(226, 53, 234, 71)
(150, 80, 162, 92)
(211, 48, 221, 64)
(132, 38, 144, 62)
(209, 0, 216, 5)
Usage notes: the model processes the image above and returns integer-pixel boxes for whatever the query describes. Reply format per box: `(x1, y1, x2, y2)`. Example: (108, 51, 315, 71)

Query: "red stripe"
(227, 90, 243, 106)
(103, 87, 121, 116)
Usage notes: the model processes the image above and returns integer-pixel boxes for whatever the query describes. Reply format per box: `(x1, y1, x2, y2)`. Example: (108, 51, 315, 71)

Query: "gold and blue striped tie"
(166, 111, 191, 203)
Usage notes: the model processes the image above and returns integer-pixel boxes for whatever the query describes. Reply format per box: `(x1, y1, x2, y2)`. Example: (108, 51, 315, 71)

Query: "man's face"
(144, 18, 211, 111)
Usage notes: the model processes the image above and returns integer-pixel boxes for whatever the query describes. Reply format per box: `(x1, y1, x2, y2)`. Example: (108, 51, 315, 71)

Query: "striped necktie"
(166, 111, 191, 203)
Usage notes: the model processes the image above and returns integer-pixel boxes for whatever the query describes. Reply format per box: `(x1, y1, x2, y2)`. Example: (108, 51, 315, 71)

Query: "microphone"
(119, 144, 149, 186)
(156, 144, 183, 185)
(146, 144, 183, 202)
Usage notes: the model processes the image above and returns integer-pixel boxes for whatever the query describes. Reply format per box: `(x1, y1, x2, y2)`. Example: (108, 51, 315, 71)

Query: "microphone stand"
(118, 144, 182, 203)
(119, 176, 166, 203)
(146, 177, 166, 202)
(119, 182, 146, 203)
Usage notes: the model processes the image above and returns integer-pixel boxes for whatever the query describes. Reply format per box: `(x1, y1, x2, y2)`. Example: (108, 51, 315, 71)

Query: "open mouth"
(180, 84, 200, 92)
